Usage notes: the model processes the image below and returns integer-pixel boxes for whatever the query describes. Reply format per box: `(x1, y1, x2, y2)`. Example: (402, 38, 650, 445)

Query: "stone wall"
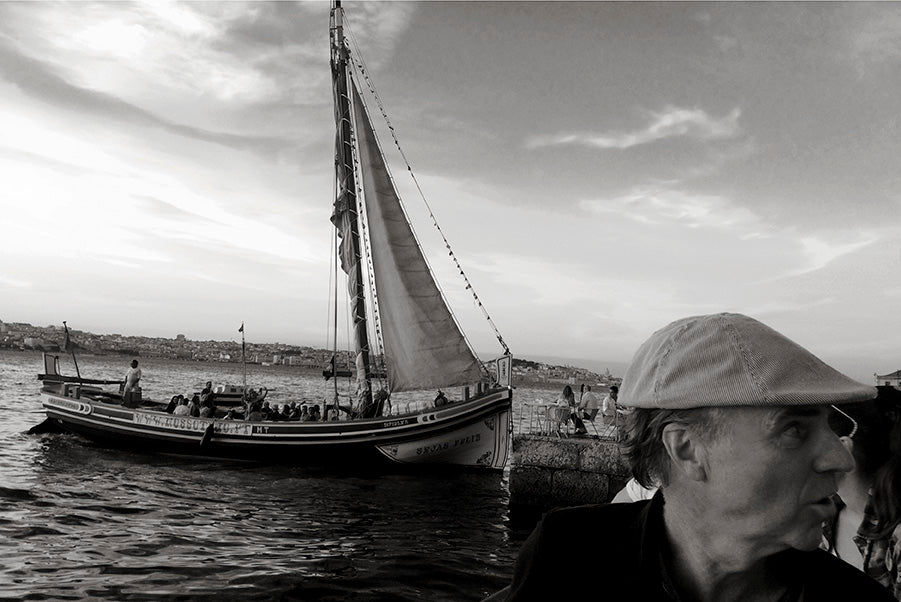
(509, 434, 631, 509)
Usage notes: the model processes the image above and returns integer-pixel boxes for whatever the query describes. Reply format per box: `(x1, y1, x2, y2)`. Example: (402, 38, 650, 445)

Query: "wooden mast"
(330, 1, 373, 407)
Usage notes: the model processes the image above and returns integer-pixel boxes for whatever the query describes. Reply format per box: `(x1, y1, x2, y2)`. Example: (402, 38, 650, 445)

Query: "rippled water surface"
(0, 352, 562, 600)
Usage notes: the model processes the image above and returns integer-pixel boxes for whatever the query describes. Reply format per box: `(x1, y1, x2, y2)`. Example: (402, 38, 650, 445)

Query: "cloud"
(795, 234, 879, 274)
(581, 187, 759, 230)
(0, 38, 293, 156)
(527, 106, 742, 150)
(0, 274, 30, 288)
(849, 7, 901, 66)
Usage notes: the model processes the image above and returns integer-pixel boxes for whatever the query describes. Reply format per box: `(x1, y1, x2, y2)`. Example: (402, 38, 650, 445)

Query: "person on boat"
(822, 386, 901, 599)
(288, 403, 302, 421)
(173, 397, 190, 416)
(188, 395, 201, 418)
(200, 381, 214, 403)
(198, 396, 215, 418)
(223, 408, 237, 420)
(165, 395, 181, 414)
(492, 313, 891, 601)
(434, 390, 448, 407)
(246, 401, 263, 421)
(310, 404, 322, 421)
(300, 405, 312, 421)
(123, 359, 142, 392)
(260, 401, 273, 420)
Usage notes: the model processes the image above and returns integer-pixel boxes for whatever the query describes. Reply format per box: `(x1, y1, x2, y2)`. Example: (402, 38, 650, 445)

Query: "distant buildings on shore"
(0, 319, 616, 385)
(876, 370, 901, 389)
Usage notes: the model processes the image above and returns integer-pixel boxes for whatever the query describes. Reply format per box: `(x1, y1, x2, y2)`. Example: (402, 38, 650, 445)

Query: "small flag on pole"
(238, 323, 244, 333)
(63, 329, 73, 352)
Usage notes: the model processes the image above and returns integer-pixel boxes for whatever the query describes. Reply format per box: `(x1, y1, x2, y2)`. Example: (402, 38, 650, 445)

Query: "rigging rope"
(343, 19, 510, 358)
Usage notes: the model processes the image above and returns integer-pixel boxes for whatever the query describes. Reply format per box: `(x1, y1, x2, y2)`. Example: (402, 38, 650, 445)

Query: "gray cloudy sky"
(1, 1, 900, 381)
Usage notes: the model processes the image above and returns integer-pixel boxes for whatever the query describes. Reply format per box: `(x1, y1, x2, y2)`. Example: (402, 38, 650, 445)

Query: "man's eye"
(783, 423, 808, 441)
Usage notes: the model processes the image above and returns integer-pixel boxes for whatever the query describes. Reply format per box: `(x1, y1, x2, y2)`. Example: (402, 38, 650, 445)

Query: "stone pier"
(508, 434, 631, 509)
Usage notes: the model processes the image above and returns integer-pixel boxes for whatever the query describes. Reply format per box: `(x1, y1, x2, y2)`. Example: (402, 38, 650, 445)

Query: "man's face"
(701, 405, 854, 553)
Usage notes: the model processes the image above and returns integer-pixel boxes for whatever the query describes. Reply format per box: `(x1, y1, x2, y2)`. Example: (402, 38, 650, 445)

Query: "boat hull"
(39, 386, 512, 469)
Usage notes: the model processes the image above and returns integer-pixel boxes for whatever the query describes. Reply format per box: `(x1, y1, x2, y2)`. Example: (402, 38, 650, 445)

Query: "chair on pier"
(580, 407, 600, 437)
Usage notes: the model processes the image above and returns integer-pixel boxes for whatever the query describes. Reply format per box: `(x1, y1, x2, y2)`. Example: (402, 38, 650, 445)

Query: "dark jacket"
(497, 492, 894, 601)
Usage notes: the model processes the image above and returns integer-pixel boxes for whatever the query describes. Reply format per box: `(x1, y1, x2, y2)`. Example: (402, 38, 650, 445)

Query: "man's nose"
(813, 429, 855, 474)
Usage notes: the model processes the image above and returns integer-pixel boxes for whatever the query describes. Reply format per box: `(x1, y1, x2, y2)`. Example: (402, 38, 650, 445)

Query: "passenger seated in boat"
(288, 403, 302, 420)
(359, 389, 389, 419)
(173, 398, 190, 416)
(165, 395, 181, 414)
(198, 397, 215, 418)
(434, 390, 448, 407)
(281, 404, 293, 420)
(310, 405, 322, 421)
(300, 405, 313, 421)
(246, 401, 263, 421)
(327, 406, 339, 421)
(223, 408, 237, 420)
(189, 395, 201, 417)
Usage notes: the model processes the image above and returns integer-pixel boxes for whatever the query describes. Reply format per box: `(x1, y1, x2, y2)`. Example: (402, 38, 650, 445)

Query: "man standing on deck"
(124, 359, 141, 393)
(488, 313, 893, 601)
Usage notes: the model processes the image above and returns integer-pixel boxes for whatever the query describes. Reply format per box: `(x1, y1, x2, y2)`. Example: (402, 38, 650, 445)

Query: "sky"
(1, 1, 900, 383)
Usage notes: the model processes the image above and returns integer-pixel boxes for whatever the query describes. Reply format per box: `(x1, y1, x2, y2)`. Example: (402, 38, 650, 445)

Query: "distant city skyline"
(2, 2, 900, 385)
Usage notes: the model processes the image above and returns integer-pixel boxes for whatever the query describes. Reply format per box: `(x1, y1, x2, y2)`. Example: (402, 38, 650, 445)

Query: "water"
(0, 351, 563, 600)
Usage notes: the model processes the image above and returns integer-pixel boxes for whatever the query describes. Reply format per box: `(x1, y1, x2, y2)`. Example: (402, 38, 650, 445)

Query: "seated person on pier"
(577, 384, 600, 421)
(601, 385, 618, 425)
(491, 313, 891, 601)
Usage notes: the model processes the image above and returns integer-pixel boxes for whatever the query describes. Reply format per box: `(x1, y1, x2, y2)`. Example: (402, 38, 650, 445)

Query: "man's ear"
(839, 435, 854, 456)
(661, 422, 708, 482)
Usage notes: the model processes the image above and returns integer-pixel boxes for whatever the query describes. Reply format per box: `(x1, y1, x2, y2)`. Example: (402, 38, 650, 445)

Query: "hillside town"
(0, 319, 618, 388)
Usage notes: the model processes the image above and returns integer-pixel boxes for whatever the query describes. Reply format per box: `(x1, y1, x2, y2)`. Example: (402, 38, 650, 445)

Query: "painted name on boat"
(133, 413, 253, 436)
(415, 433, 481, 456)
(47, 397, 92, 415)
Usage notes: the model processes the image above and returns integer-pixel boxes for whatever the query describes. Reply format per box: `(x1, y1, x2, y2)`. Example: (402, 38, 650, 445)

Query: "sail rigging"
(330, 3, 372, 403)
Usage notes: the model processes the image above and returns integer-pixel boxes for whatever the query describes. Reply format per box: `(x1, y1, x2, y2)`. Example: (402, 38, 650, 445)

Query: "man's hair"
(618, 406, 723, 489)
(829, 386, 901, 537)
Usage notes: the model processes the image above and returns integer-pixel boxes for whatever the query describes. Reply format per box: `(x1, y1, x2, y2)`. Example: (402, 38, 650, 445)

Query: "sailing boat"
(32, 2, 514, 469)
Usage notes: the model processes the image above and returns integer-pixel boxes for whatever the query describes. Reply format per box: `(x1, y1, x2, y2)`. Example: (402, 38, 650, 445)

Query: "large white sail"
(351, 82, 482, 392)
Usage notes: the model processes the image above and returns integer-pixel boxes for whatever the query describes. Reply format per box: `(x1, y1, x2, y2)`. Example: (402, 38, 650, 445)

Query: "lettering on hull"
(415, 433, 481, 456)
(46, 397, 92, 415)
(133, 413, 252, 436)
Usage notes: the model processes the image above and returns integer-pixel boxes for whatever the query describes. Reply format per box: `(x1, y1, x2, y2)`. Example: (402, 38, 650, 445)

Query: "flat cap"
(620, 313, 875, 409)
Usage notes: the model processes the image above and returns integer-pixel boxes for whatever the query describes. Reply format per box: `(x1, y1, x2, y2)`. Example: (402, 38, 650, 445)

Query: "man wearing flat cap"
(490, 313, 893, 601)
